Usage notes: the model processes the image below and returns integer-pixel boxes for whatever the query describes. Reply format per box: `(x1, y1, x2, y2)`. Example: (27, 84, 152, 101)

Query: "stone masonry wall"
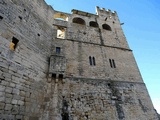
(0, 0, 159, 120)
(0, 0, 53, 119)
(41, 78, 158, 120)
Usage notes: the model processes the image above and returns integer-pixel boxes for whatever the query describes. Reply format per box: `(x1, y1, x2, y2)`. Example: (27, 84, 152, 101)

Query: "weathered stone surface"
(5, 104, 12, 111)
(0, 0, 159, 119)
(0, 102, 5, 110)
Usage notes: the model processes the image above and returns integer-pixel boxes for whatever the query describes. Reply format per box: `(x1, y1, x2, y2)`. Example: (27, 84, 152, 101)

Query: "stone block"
(12, 105, 19, 114)
(5, 87, 13, 93)
(4, 77, 12, 82)
(29, 116, 39, 120)
(5, 93, 13, 98)
(5, 104, 12, 110)
(12, 88, 20, 95)
(1, 80, 9, 86)
(0, 102, 5, 110)
(0, 85, 5, 91)
(2, 114, 15, 119)
(13, 94, 21, 100)
(25, 97, 31, 102)
(2, 72, 12, 79)
(0, 91, 4, 96)
(18, 100, 24, 105)
(5, 97, 12, 104)
(0, 96, 5, 102)
(12, 99, 18, 104)
(16, 115, 23, 119)
(20, 90, 26, 97)
(9, 82, 16, 87)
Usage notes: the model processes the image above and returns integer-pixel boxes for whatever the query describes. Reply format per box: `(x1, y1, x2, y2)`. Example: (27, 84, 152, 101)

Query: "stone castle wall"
(0, 0, 159, 120)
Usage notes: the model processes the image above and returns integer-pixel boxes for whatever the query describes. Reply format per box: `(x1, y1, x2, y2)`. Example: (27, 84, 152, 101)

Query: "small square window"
(10, 37, 19, 51)
(56, 47, 61, 54)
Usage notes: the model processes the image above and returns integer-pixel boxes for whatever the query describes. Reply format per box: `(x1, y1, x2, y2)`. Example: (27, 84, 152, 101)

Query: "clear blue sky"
(45, 0, 160, 113)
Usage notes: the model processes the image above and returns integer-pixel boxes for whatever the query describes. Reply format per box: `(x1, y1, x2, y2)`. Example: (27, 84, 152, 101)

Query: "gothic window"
(109, 59, 113, 68)
(89, 56, 96, 66)
(109, 59, 116, 68)
(10, 37, 19, 51)
(89, 21, 98, 28)
(72, 17, 85, 25)
(102, 24, 112, 31)
(93, 57, 96, 66)
(89, 56, 92, 65)
(112, 59, 116, 68)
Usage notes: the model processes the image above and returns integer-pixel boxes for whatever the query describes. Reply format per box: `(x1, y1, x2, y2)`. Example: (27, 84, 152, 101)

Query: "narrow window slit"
(112, 59, 116, 68)
(89, 56, 92, 66)
(18, 16, 22, 20)
(109, 59, 113, 68)
(93, 57, 96, 66)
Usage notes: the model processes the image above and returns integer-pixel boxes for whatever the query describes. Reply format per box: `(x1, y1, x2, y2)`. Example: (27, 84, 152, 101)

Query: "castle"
(0, 0, 159, 120)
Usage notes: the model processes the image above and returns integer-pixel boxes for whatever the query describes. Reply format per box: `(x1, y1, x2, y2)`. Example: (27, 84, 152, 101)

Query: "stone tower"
(0, 0, 159, 120)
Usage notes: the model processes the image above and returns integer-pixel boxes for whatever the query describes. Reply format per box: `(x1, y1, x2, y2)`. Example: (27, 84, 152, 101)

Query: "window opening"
(57, 27, 65, 39)
(89, 21, 98, 28)
(89, 56, 96, 66)
(18, 16, 22, 20)
(62, 113, 69, 120)
(10, 37, 19, 51)
(52, 74, 56, 80)
(37, 33, 40, 36)
(56, 47, 61, 54)
(54, 13, 68, 21)
(62, 99, 69, 120)
(89, 56, 92, 66)
(112, 59, 116, 68)
(105, 17, 108, 21)
(109, 59, 116, 68)
(72, 17, 85, 25)
(102, 24, 112, 31)
(0, 16, 3, 20)
(93, 57, 96, 66)
(59, 74, 63, 80)
(109, 59, 113, 68)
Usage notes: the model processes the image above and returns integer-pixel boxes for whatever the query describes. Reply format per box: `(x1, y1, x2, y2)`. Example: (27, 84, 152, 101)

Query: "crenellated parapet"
(96, 6, 117, 16)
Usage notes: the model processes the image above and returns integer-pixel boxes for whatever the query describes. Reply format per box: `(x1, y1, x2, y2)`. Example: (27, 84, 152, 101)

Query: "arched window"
(54, 13, 68, 21)
(93, 57, 96, 66)
(109, 59, 116, 68)
(89, 56, 92, 65)
(72, 17, 85, 25)
(102, 24, 112, 31)
(89, 21, 98, 28)
(89, 56, 96, 66)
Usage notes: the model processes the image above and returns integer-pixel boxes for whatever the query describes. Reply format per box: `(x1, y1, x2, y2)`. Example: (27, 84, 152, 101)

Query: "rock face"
(0, 0, 159, 120)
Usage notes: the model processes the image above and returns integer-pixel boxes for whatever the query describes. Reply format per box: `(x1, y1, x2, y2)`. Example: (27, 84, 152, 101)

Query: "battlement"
(54, 6, 117, 19)
(96, 6, 117, 16)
